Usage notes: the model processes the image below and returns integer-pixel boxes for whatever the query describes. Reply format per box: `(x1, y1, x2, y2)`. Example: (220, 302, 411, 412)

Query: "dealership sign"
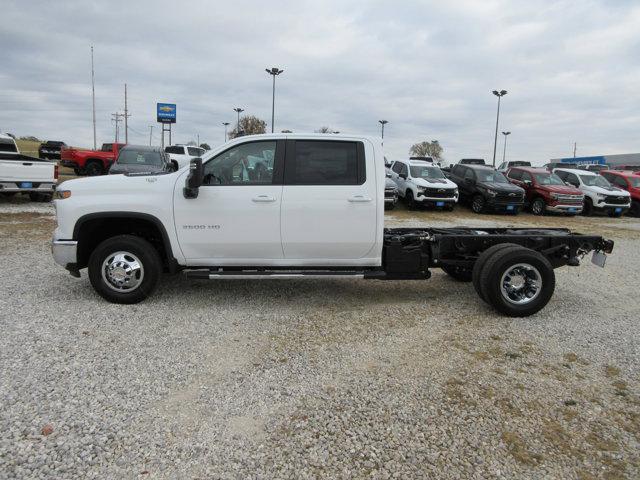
(157, 103, 176, 123)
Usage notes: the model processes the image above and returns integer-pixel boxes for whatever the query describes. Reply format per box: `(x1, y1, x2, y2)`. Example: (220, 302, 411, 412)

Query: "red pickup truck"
(60, 142, 125, 176)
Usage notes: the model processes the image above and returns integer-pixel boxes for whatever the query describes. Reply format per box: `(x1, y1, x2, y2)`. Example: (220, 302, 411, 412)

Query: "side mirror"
(169, 159, 179, 172)
(385, 172, 392, 178)
(399, 173, 407, 180)
(523, 179, 532, 186)
(184, 158, 203, 199)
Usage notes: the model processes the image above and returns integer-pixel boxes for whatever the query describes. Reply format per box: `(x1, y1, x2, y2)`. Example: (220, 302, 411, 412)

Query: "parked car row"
(385, 157, 640, 218)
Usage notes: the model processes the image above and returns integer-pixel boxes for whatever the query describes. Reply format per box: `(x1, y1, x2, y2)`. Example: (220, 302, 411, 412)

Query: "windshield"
(117, 150, 163, 166)
(580, 175, 611, 188)
(630, 177, 640, 188)
(533, 172, 565, 185)
(476, 170, 509, 183)
(410, 165, 445, 179)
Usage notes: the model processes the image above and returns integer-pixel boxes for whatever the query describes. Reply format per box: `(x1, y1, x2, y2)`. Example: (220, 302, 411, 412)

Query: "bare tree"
(409, 140, 443, 161)
(315, 126, 335, 133)
(229, 115, 267, 139)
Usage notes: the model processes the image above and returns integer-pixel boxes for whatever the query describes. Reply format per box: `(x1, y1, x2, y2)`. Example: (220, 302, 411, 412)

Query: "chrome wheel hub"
(500, 263, 541, 305)
(101, 251, 144, 292)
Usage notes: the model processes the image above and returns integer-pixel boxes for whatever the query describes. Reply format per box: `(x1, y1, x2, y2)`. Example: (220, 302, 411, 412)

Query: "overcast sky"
(1, 0, 639, 165)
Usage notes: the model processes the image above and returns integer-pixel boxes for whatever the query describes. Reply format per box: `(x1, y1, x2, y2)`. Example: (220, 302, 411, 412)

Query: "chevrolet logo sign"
(509, 193, 516, 196)
(159, 106, 174, 112)
(438, 189, 445, 193)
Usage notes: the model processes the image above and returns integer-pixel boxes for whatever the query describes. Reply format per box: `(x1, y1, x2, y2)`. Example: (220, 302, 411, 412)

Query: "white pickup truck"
(0, 134, 57, 201)
(52, 133, 614, 317)
(164, 144, 206, 168)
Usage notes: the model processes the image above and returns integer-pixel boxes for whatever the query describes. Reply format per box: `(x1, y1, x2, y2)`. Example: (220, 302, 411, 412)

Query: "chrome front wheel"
(101, 251, 145, 292)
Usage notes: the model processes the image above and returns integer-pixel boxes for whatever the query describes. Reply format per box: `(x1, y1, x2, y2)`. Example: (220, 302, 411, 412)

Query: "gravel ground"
(0, 196, 639, 479)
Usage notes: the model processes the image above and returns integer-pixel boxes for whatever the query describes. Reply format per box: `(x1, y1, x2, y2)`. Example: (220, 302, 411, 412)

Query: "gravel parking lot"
(1, 197, 638, 479)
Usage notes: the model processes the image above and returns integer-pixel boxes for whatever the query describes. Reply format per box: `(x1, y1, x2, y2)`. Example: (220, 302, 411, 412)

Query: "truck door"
(173, 139, 284, 264)
(280, 139, 377, 261)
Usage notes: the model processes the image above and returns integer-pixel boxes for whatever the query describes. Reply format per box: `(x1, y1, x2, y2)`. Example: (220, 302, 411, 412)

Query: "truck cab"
(506, 167, 584, 215)
(388, 159, 458, 209)
(554, 168, 630, 217)
(164, 145, 206, 168)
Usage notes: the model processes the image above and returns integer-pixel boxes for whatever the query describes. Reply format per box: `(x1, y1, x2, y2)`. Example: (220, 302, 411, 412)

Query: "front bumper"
(546, 204, 583, 214)
(0, 182, 56, 193)
(60, 160, 79, 169)
(52, 239, 78, 269)
(594, 201, 631, 213)
(384, 197, 398, 205)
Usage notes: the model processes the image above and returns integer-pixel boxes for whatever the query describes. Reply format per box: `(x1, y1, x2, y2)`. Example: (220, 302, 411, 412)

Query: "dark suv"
(38, 140, 67, 160)
(448, 164, 525, 214)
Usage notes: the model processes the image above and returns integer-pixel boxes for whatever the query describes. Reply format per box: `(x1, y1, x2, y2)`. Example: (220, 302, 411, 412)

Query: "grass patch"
(501, 431, 543, 465)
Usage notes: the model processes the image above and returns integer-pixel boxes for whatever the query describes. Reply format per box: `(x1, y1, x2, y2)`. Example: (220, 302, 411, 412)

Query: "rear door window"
(165, 146, 185, 155)
(392, 161, 403, 174)
(508, 169, 522, 180)
(285, 141, 364, 185)
(463, 168, 474, 181)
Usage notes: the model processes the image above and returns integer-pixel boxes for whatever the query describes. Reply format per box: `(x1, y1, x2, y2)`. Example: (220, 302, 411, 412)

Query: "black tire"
(405, 190, 416, 209)
(531, 197, 546, 215)
(73, 168, 82, 176)
(1, 192, 17, 198)
(85, 161, 103, 176)
(29, 192, 52, 202)
(583, 198, 593, 216)
(471, 195, 485, 213)
(88, 235, 162, 304)
(480, 247, 556, 317)
(472, 243, 521, 302)
(628, 200, 640, 217)
(440, 264, 472, 282)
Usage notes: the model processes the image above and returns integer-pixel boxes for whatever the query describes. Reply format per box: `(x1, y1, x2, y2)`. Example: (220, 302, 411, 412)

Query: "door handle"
(348, 195, 372, 203)
(252, 195, 276, 203)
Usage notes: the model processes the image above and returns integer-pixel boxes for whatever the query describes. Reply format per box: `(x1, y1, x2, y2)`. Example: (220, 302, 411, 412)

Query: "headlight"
(596, 193, 606, 200)
(54, 190, 71, 199)
(453, 188, 458, 195)
(417, 186, 426, 193)
(550, 193, 559, 200)
(486, 188, 497, 197)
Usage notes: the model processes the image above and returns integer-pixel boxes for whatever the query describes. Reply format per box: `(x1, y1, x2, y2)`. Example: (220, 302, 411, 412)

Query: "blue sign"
(157, 103, 176, 124)
(559, 156, 606, 165)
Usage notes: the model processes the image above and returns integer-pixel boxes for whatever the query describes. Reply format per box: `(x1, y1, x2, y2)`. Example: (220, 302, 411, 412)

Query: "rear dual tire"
(473, 245, 555, 317)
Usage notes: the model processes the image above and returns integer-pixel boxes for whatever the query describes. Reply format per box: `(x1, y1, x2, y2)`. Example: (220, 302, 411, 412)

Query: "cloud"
(0, 0, 639, 165)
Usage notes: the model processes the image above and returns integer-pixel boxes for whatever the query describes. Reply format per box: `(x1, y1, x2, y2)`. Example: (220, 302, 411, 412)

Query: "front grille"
(421, 187, 456, 198)
(604, 195, 629, 205)
(384, 188, 396, 199)
(555, 194, 583, 203)
(495, 192, 523, 202)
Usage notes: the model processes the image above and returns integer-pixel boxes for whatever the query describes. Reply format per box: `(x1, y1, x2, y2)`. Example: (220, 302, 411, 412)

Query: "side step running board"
(183, 269, 430, 280)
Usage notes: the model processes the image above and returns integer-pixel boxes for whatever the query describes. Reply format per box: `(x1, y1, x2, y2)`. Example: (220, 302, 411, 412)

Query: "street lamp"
(491, 89, 507, 168)
(501, 131, 511, 164)
(222, 122, 230, 142)
(265, 67, 284, 133)
(378, 120, 388, 140)
(233, 108, 244, 136)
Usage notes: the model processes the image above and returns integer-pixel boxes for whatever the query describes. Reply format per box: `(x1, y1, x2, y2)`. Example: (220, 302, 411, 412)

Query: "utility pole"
(491, 90, 508, 168)
(123, 83, 130, 144)
(91, 46, 97, 150)
(233, 108, 244, 136)
(197, 133, 200, 147)
(148, 126, 154, 146)
(573, 142, 577, 158)
(501, 131, 511, 163)
(265, 67, 284, 133)
(111, 112, 124, 142)
(222, 122, 230, 142)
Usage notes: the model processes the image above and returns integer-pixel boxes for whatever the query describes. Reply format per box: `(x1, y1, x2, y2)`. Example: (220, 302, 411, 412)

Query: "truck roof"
(554, 167, 597, 176)
(509, 166, 551, 174)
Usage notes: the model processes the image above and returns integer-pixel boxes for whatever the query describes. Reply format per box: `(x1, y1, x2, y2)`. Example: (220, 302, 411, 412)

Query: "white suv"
(554, 168, 631, 217)
(164, 145, 206, 168)
(389, 160, 458, 209)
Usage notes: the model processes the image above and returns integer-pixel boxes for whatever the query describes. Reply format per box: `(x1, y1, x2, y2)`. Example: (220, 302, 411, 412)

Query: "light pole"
(265, 67, 284, 133)
(222, 122, 230, 141)
(501, 131, 511, 164)
(491, 90, 507, 168)
(233, 108, 244, 137)
(378, 120, 388, 141)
